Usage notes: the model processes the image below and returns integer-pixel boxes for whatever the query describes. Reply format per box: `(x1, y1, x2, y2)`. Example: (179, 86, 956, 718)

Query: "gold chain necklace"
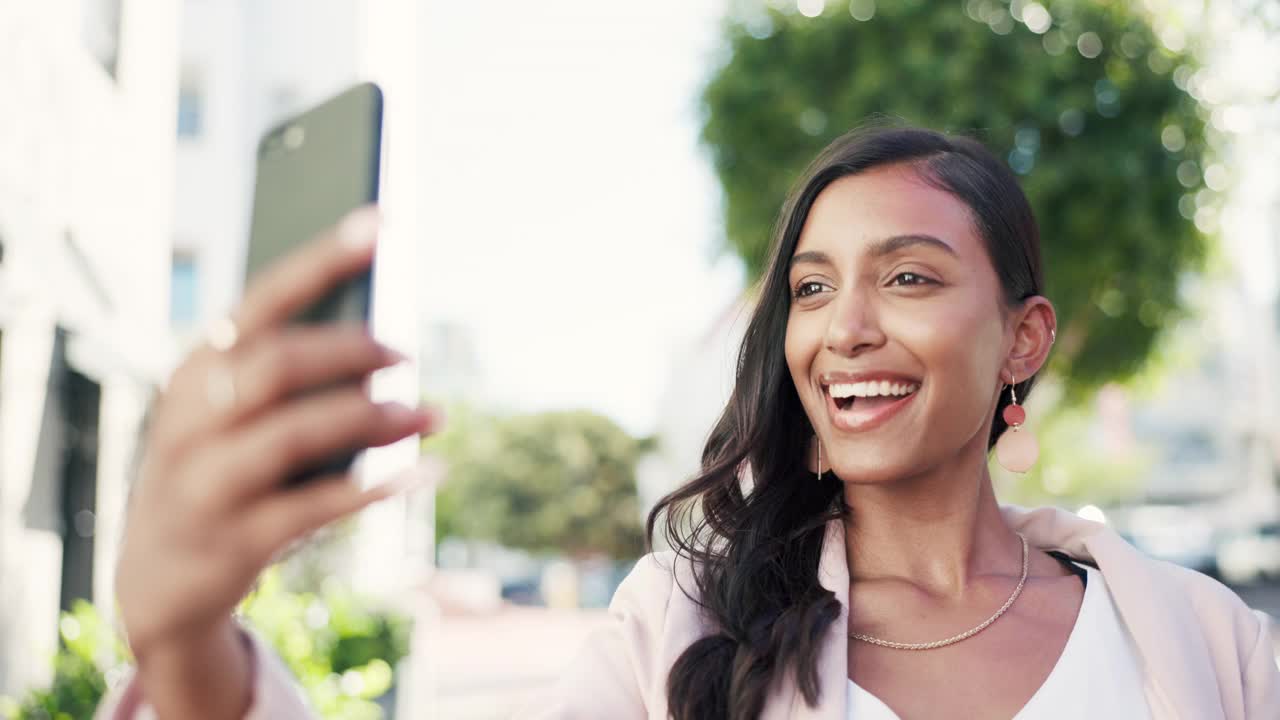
(848, 533, 1029, 651)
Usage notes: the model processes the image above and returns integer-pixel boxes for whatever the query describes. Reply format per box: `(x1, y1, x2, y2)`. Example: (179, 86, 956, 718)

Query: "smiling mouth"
(822, 380, 921, 431)
(825, 380, 921, 409)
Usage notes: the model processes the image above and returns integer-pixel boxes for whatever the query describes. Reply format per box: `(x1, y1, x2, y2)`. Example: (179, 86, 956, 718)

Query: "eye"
(889, 271, 936, 287)
(792, 281, 830, 299)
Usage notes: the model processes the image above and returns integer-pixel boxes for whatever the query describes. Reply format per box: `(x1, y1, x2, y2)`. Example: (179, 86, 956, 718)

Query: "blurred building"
(635, 293, 750, 537)
(0, 0, 179, 696)
(418, 319, 482, 405)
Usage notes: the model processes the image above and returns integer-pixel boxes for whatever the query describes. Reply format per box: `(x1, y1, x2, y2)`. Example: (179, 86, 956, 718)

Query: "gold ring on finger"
(205, 314, 240, 352)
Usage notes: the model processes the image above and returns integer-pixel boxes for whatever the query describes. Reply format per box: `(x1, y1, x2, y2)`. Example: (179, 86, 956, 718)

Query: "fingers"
(228, 325, 403, 422)
(212, 385, 438, 500)
(149, 346, 238, 460)
(243, 466, 430, 556)
(232, 206, 380, 339)
(155, 326, 404, 461)
(150, 207, 383, 461)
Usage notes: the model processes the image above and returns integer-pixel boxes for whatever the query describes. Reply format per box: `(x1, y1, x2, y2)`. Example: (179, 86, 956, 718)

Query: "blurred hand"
(115, 207, 440, 719)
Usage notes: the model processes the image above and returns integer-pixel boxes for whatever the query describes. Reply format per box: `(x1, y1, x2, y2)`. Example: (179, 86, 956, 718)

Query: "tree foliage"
(701, 0, 1211, 396)
(428, 406, 651, 559)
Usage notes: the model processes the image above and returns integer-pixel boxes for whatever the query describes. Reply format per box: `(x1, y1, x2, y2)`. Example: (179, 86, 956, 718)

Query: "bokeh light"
(1021, 3, 1051, 34)
(797, 0, 824, 19)
(1058, 108, 1086, 136)
(1161, 124, 1187, 153)
(1077, 31, 1103, 59)
(1077, 505, 1108, 524)
(849, 0, 876, 22)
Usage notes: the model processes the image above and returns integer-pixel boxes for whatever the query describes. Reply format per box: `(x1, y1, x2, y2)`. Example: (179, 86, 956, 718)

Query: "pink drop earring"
(995, 372, 1039, 473)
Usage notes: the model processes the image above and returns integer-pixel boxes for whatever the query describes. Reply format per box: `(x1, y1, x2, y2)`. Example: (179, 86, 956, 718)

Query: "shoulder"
(1155, 559, 1280, 709)
(1160, 559, 1250, 610)
(607, 549, 718, 674)
(1085, 524, 1265, 644)
(1008, 500, 1266, 645)
(1153, 558, 1272, 653)
(1086, 535, 1280, 712)
(1096, 534, 1276, 672)
(610, 550, 702, 622)
(518, 551, 707, 718)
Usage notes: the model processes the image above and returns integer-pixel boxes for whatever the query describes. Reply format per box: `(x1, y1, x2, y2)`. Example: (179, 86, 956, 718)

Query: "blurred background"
(0, 0, 1278, 717)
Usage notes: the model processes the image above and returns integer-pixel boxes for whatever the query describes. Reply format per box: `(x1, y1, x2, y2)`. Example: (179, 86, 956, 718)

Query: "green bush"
(238, 568, 410, 720)
(0, 569, 410, 720)
(0, 601, 129, 720)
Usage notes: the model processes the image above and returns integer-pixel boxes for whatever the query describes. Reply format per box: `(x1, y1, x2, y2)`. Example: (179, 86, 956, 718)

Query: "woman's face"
(784, 163, 1014, 483)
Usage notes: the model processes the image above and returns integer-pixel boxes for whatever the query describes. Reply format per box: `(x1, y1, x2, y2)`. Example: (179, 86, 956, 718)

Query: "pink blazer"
(98, 504, 1280, 719)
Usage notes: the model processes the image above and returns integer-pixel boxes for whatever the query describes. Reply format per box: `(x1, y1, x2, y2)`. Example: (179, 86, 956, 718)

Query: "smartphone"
(245, 81, 384, 485)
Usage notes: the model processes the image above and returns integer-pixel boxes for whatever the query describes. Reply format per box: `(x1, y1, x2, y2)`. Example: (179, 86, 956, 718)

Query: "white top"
(846, 563, 1152, 719)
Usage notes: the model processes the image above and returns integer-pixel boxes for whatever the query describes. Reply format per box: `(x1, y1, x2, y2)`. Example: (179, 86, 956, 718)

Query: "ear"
(1005, 296, 1056, 383)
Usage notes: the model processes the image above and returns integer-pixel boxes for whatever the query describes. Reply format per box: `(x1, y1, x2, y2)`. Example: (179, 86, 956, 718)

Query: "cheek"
(892, 300, 1004, 423)
(893, 295, 1002, 367)
(784, 313, 821, 399)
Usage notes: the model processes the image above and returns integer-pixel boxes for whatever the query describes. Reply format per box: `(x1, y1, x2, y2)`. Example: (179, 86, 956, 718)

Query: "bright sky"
(416, 0, 742, 436)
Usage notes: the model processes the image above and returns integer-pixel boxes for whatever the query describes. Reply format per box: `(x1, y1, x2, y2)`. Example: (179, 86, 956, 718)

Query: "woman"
(99, 126, 1278, 719)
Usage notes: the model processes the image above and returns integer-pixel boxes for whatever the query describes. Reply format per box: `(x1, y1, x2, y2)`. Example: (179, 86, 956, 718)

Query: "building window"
(59, 364, 101, 613)
(82, 0, 123, 80)
(177, 71, 204, 138)
(170, 251, 199, 327)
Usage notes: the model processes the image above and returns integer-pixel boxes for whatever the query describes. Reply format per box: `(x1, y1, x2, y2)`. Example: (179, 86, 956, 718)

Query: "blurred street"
(433, 607, 611, 719)
(1231, 581, 1280, 619)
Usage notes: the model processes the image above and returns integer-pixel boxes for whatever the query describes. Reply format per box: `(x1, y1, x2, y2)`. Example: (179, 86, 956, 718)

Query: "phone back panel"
(246, 82, 383, 326)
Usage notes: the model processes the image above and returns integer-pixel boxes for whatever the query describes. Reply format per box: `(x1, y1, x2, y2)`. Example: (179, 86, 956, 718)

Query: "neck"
(840, 444, 1021, 597)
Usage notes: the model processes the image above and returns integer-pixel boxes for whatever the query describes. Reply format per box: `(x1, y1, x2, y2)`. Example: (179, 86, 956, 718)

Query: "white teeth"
(828, 381, 920, 399)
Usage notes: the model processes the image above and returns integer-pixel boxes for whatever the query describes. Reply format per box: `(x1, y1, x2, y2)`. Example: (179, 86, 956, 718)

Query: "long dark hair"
(646, 124, 1046, 719)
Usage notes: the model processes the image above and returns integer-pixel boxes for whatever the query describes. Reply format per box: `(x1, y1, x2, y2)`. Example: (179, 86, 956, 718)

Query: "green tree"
(702, 0, 1211, 397)
(427, 406, 651, 559)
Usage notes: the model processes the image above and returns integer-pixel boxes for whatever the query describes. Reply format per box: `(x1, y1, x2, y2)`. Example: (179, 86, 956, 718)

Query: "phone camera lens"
(283, 125, 306, 149)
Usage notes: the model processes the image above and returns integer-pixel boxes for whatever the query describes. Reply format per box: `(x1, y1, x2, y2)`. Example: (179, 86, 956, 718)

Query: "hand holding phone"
(116, 206, 441, 718)
(109, 83, 449, 718)
(246, 82, 385, 485)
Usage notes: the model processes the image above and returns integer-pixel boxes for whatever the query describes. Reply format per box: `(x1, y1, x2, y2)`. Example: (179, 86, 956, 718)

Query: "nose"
(824, 284, 886, 357)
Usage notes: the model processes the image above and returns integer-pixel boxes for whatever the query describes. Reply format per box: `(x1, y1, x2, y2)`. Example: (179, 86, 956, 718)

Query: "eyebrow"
(789, 234, 959, 269)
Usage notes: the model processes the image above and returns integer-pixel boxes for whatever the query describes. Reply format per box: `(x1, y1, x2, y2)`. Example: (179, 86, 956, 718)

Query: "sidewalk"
(432, 605, 612, 719)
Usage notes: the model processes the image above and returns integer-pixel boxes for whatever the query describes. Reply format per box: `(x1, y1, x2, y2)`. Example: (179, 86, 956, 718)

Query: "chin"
(826, 449, 924, 485)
